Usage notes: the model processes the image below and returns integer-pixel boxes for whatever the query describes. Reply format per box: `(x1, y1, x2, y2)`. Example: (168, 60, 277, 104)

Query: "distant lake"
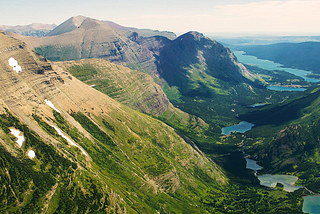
(250, 103, 268, 108)
(266, 86, 306, 92)
(245, 158, 263, 172)
(234, 51, 319, 83)
(303, 196, 320, 214)
(258, 174, 302, 192)
(221, 121, 254, 135)
(245, 158, 302, 192)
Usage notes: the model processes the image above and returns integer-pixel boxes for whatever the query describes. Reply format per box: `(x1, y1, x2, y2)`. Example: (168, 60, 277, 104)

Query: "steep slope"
(7, 16, 276, 129)
(54, 59, 170, 116)
(54, 58, 210, 142)
(0, 32, 228, 213)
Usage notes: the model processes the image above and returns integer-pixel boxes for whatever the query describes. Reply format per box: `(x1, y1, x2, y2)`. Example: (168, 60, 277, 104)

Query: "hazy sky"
(1, 0, 320, 35)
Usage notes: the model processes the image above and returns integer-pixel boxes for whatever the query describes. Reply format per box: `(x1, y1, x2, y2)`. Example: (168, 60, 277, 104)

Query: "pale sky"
(1, 0, 320, 35)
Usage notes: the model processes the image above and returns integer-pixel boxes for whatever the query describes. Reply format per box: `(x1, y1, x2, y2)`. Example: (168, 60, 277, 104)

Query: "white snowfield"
(28, 150, 36, 159)
(50, 125, 88, 156)
(8, 57, 22, 73)
(9, 128, 25, 147)
(45, 99, 61, 113)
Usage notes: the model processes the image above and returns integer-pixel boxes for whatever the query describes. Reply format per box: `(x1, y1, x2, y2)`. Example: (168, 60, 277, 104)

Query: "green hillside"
(0, 31, 228, 213)
(237, 86, 320, 193)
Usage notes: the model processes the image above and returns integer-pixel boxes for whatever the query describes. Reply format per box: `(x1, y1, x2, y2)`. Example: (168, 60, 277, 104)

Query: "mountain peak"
(179, 31, 205, 41)
(78, 17, 105, 30)
(45, 15, 88, 36)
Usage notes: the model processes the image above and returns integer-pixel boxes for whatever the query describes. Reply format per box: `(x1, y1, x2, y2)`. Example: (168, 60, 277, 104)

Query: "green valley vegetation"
(230, 86, 320, 195)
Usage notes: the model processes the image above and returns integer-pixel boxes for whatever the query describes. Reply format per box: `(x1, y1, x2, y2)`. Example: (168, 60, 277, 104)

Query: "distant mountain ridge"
(46, 15, 177, 39)
(0, 23, 56, 37)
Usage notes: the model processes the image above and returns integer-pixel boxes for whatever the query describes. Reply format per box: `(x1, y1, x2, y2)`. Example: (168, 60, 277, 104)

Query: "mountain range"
(0, 15, 315, 213)
(6, 16, 269, 128)
(0, 23, 56, 37)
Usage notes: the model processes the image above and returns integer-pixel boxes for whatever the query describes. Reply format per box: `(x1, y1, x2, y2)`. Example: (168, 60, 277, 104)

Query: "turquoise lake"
(303, 196, 320, 214)
(234, 51, 319, 83)
(221, 121, 254, 135)
(267, 86, 306, 91)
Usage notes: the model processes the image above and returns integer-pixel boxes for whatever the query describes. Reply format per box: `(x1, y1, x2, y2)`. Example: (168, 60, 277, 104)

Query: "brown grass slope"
(7, 18, 159, 76)
(0, 31, 226, 213)
(54, 59, 209, 137)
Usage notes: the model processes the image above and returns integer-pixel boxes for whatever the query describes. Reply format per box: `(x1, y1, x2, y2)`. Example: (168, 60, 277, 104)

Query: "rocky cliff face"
(0, 31, 226, 213)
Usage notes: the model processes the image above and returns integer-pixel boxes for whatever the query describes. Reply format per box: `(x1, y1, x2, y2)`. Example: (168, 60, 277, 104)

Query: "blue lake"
(258, 174, 302, 192)
(267, 86, 306, 92)
(234, 51, 319, 83)
(245, 158, 263, 172)
(221, 121, 254, 135)
(245, 158, 302, 192)
(303, 196, 320, 214)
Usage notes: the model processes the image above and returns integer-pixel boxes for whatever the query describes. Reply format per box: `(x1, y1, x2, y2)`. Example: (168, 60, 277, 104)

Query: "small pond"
(221, 121, 254, 135)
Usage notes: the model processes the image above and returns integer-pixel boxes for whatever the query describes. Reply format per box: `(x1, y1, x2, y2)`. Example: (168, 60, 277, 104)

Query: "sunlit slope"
(0, 32, 226, 213)
(54, 59, 210, 137)
(7, 18, 159, 76)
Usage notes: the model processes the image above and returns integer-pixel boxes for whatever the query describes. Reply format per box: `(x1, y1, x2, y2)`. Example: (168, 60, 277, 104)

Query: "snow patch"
(27, 150, 36, 159)
(45, 99, 61, 113)
(8, 57, 22, 73)
(9, 128, 25, 147)
(50, 125, 88, 156)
